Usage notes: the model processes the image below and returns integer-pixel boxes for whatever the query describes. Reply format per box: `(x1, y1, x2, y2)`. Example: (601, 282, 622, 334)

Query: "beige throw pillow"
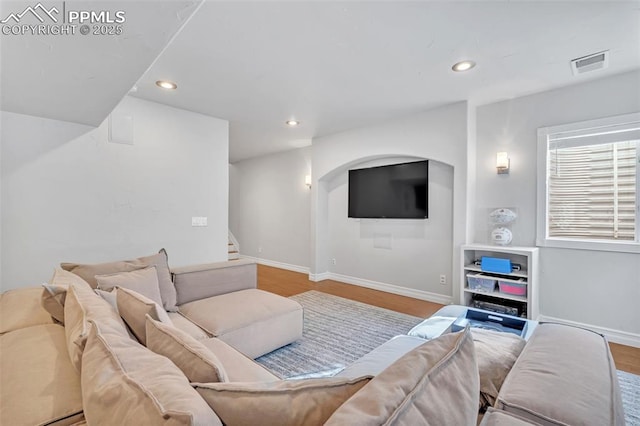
(50, 267, 93, 288)
(194, 376, 371, 426)
(472, 328, 526, 409)
(63, 284, 130, 373)
(145, 316, 228, 383)
(61, 249, 178, 312)
(325, 327, 479, 426)
(81, 321, 221, 426)
(40, 284, 67, 324)
(116, 287, 172, 345)
(96, 266, 164, 308)
(39, 268, 96, 325)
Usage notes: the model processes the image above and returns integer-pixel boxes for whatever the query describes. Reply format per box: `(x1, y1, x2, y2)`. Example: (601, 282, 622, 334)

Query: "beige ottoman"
(178, 289, 303, 358)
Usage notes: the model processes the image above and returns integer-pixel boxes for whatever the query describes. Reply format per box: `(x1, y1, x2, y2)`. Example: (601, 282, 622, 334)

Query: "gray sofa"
(0, 253, 625, 425)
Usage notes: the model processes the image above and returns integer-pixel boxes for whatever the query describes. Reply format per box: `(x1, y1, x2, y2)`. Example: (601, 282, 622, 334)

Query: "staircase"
(228, 232, 240, 261)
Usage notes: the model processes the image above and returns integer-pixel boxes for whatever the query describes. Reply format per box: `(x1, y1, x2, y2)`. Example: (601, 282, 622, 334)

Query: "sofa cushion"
(168, 311, 210, 340)
(479, 408, 537, 425)
(116, 287, 172, 345)
(337, 335, 427, 378)
(195, 376, 371, 426)
(472, 328, 526, 409)
(64, 283, 130, 373)
(325, 327, 479, 426)
(0, 287, 54, 334)
(172, 259, 257, 305)
(201, 338, 279, 382)
(61, 249, 178, 312)
(146, 316, 228, 383)
(1, 324, 84, 426)
(81, 321, 221, 426)
(495, 323, 625, 426)
(96, 266, 164, 308)
(179, 288, 303, 358)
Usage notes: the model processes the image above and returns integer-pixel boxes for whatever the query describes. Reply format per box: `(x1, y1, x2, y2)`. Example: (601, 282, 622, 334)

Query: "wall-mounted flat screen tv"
(348, 160, 428, 219)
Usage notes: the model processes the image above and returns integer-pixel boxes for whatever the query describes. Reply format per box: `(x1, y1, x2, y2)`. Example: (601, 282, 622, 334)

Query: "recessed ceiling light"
(452, 60, 476, 72)
(286, 120, 300, 126)
(156, 80, 177, 90)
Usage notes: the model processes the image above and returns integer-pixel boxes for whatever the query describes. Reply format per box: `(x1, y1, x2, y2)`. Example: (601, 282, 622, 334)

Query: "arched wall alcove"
(311, 153, 457, 303)
(309, 101, 472, 305)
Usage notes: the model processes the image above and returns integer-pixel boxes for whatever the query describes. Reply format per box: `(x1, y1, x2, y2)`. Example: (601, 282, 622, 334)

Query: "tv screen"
(348, 160, 428, 219)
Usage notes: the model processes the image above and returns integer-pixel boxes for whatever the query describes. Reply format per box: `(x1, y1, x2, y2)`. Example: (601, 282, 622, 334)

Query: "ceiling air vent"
(571, 50, 609, 75)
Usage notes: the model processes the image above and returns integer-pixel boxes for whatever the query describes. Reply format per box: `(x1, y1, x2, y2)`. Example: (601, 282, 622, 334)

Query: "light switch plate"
(191, 217, 207, 227)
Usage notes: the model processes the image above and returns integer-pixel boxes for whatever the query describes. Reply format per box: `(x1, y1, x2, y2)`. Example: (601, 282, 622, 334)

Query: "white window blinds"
(547, 123, 639, 242)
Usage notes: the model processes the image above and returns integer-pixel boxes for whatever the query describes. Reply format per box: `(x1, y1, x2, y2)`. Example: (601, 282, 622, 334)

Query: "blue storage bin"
(481, 256, 512, 274)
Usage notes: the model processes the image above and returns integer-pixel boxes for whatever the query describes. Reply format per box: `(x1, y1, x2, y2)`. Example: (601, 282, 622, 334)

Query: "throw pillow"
(194, 376, 371, 426)
(81, 321, 221, 425)
(95, 289, 118, 311)
(61, 248, 178, 312)
(63, 284, 130, 373)
(40, 284, 67, 324)
(472, 328, 526, 410)
(324, 327, 479, 426)
(96, 266, 164, 308)
(49, 267, 93, 288)
(39, 267, 95, 325)
(145, 316, 228, 383)
(116, 287, 172, 345)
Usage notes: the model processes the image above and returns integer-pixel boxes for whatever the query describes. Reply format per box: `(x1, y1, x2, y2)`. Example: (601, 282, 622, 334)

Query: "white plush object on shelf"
(491, 227, 513, 246)
(489, 208, 517, 225)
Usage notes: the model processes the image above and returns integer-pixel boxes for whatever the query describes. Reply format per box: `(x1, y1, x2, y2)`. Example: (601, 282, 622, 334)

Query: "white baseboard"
(239, 255, 310, 275)
(316, 272, 452, 306)
(309, 272, 331, 282)
(538, 315, 640, 348)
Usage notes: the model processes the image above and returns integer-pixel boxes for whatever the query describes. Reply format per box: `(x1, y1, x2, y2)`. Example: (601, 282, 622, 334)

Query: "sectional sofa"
(0, 250, 626, 425)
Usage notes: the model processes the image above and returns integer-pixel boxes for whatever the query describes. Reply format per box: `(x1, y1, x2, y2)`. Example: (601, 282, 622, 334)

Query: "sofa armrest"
(495, 323, 624, 426)
(171, 259, 257, 306)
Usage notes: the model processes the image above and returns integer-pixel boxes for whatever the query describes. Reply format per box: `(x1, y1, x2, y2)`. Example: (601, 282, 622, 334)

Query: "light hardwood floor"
(257, 264, 640, 375)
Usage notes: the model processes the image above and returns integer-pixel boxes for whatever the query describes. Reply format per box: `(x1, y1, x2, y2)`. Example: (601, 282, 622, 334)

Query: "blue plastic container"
(481, 256, 512, 274)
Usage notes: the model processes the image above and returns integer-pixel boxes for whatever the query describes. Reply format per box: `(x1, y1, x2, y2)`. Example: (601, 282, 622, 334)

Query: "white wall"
(312, 102, 469, 304)
(326, 158, 453, 298)
(1, 96, 229, 290)
(229, 147, 311, 271)
(475, 70, 640, 340)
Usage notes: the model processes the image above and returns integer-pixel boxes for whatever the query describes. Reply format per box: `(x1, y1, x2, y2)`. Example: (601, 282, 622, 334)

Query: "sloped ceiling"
(0, 0, 201, 126)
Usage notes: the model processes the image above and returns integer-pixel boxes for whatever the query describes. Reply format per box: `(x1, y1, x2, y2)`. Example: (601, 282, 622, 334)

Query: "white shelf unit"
(460, 244, 539, 319)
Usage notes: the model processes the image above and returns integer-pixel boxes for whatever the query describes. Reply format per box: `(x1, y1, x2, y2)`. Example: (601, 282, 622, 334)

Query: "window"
(537, 112, 640, 253)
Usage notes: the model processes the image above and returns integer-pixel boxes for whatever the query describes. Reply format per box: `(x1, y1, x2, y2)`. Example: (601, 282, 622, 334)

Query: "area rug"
(256, 290, 640, 425)
(256, 290, 423, 378)
(618, 370, 640, 426)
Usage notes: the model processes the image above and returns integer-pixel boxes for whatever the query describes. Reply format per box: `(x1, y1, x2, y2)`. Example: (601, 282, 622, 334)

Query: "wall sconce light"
(496, 152, 510, 175)
(305, 175, 312, 188)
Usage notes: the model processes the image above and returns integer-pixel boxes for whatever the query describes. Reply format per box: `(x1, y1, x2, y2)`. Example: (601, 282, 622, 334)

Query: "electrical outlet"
(258, 247, 262, 253)
(331, 258, 337, 265)
(439, 274, 446, 285)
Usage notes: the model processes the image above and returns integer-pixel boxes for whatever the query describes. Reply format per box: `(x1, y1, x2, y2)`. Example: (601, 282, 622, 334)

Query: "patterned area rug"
(618, 370, 640, 426)
(256, 290, 422, 378)
(256, 290, 640, 425)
